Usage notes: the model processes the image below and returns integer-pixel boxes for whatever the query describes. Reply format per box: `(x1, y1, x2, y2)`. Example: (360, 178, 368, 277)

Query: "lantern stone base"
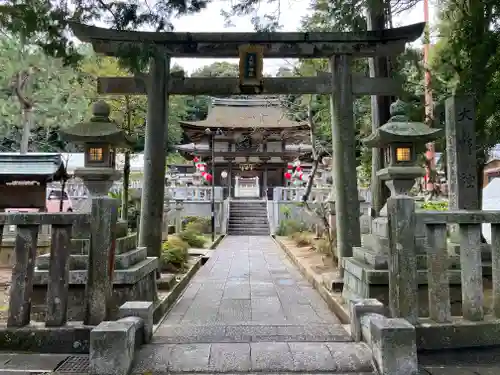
(341, 256, 464, 316)
(31, 257, 158, 322)
(32, 230, 158, 322)
(342, 216, 493, 317)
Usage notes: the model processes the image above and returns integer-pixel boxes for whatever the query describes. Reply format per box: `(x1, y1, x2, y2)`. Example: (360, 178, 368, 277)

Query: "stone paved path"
(131, 236, 375, 374)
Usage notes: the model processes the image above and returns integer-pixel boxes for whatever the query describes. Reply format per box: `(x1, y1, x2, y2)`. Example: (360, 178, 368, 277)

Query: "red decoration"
(193, 157, 199, 163)
(284, 172, 292, 180)
(298, 173, 303, 180)
(296, 166, 302, 172)
(205, 173, 213, 182)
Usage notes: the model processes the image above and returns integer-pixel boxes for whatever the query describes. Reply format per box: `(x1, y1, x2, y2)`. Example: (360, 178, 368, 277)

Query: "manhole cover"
(54, 355, 89, 373)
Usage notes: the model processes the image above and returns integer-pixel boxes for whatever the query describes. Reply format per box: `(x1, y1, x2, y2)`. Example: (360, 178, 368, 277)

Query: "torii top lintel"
(70, 22, 425, 58)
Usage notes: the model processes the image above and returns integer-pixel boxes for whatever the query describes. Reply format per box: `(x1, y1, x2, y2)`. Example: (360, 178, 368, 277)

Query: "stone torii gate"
(70, 22, 425, 264)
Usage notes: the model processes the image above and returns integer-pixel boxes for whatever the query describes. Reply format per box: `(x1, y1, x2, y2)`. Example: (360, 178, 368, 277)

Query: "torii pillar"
(139, 54, 171, 260)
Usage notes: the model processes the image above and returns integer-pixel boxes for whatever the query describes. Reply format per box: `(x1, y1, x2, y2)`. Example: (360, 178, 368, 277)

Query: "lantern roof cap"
(60, 100, 136, 147)
(363, 99, 442, 147)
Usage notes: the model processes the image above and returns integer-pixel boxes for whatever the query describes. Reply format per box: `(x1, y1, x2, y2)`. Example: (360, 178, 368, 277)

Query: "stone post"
(445, 96, 478, 242)
(139, 53, 170, 258)
(175, 199, 183, 233)
(387, 193, 418, 324)
(329, 54, 361, 261)
(84, 196, 119, 325)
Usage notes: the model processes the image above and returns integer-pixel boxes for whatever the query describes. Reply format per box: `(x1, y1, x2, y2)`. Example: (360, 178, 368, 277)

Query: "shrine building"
(176, 97, 313, 199)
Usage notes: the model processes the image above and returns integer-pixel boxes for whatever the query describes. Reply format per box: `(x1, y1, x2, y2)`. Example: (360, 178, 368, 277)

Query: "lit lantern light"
(395, 146, 412, 162)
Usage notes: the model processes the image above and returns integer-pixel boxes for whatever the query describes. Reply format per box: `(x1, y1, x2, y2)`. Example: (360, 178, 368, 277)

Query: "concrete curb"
(152, 257, 202, 324)
(272, 235, 350, 324)
(209, 234, 225, 249)
(153, 234, 225, 324)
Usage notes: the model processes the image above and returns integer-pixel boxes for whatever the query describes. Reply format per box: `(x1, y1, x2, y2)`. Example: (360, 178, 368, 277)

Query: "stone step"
(229, 218, 268, 223)
(35, 246, 147, 271)
(229, 223, 268, 228)
(230, 213, 268, 218)
(153, 323, 353, 343)
(131, 339, 374, 374)
(228, 231, 270, 235)
(229, 208, 267, 214)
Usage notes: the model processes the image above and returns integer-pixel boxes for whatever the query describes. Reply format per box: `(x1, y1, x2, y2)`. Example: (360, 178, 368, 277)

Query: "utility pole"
(423, 0, 436, 191)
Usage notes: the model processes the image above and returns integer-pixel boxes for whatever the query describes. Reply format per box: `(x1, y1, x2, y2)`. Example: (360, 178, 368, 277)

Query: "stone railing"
(274, 187, 372, 202)
(418, 211, 500, 323)
(273, 187, 330, 201)
(49, 181, 223, 202)
(168, 186, 223, 201)
(0, 212, 90, 327)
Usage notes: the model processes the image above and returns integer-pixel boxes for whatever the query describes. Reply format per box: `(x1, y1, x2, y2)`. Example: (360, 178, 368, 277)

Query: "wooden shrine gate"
(70, 22, 425, 265)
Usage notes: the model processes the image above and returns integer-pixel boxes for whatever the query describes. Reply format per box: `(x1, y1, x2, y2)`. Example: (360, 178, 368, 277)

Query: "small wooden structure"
(0, 153, 67, 210)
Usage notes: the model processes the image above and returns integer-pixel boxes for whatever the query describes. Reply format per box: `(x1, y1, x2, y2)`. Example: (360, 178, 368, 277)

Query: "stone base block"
(90, 320, 135, 375)
(31, 259, 158, 322)
(342, 257, 464, 317)
(36, 247, 147, 271)
(416, 316, 500, 350)
(119, 301, 154, 343)
(370, 315, 418, 375)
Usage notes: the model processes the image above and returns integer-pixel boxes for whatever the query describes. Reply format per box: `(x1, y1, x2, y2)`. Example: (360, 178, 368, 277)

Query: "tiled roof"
(180, 98, 308, 130)
(0, 153, 67, 181)
(176, 143, 313, 152)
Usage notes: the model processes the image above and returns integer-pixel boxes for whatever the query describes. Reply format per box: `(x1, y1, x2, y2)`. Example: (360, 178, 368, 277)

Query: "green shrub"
(315, 238, 331, 254)
(161, 237, 189, 271)
(178, 230, 207, 248)
(291, 231, 311, 247)
(276, 219, 307, 236)
(182, 216, 211, 233)
(420, 201, 449, 211)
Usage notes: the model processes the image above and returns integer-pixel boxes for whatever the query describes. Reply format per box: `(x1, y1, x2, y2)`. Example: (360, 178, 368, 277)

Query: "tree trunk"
(19, 104, 32, 154)
(121, 151, 130, 221)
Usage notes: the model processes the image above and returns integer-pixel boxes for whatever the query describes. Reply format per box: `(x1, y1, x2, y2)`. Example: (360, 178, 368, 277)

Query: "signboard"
(238, 44, 264, 88)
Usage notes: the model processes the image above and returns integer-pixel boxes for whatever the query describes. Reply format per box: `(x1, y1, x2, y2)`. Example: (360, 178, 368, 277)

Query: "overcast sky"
(167, 0, 438, 75)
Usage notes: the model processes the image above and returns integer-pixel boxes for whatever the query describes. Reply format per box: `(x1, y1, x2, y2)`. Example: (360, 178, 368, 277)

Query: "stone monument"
(33, 101, 159, 322)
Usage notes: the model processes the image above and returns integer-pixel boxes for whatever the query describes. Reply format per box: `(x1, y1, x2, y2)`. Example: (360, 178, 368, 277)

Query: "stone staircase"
(228, 200, 270, 235)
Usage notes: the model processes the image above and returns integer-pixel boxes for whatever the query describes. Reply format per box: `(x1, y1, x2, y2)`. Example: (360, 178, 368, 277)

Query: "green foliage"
(315, 238, 331, 255)
(185, 218, 211, 234)
(161, 236, 189, 271)
(182, 216, 210, 231)
(276, 219, 307, 236)
(291, 231, 312, 247)
(280, 205, 292, 220)
(420, 201, 449, 211)
(178, 230, 207, 248)
(0, 35, 91, 152)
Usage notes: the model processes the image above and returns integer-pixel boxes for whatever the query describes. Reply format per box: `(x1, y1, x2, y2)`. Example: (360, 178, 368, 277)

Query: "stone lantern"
(60, 100, 135, 196)
(363, 100, 442, 199)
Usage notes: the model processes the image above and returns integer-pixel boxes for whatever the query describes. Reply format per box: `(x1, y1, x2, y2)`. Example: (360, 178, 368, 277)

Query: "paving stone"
(217, 299, 251, 322)
(209, 343, 251, 372)
(250, 342, 294, 371)
(289, 342, 336, 371)
(168, 344, 211, 372)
